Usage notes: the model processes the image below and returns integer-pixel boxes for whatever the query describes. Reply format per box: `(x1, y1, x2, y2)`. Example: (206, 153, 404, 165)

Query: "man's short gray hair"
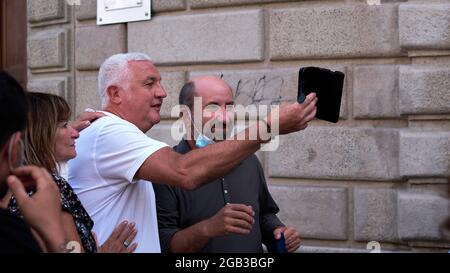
(98, 52, 152, 107)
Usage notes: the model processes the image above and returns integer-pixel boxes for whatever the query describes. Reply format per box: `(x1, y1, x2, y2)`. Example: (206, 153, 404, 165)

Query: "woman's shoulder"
(51, 172, 71, 189)
(51, 172, 79, 207)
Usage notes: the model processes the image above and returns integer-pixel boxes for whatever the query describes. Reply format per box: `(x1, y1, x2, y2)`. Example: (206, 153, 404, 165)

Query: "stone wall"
(27, 0, 450, 252)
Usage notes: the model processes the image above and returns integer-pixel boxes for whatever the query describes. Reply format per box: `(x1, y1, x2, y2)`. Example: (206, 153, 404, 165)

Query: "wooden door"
(0, 0, 27, 87)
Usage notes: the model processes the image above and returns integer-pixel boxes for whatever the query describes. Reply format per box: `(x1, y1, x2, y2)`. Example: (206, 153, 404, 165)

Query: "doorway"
(0, 0, 27, 87)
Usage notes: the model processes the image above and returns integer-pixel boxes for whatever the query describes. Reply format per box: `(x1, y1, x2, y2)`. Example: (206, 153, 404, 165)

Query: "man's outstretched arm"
(137, 94, 317, 190)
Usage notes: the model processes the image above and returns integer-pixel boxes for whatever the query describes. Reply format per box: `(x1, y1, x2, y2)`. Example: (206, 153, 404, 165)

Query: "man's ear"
(8, 132, 22, 169)
(106, 85, 122, 105)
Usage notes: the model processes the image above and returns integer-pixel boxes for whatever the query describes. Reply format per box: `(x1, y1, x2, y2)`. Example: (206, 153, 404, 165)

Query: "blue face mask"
(186, 109, 216, 148)
(195, 133, 215, 148)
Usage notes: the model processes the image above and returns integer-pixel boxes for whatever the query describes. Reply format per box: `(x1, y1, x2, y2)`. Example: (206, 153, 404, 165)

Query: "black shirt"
(0, 208, 42, 253)
(154, 139, 284, 253)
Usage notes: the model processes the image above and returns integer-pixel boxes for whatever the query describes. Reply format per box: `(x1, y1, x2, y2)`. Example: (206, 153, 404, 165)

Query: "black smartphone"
(297, 67, 345, 123)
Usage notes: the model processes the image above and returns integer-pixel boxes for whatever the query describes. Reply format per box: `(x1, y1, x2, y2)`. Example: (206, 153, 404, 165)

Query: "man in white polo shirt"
(69, 53, 317, 253)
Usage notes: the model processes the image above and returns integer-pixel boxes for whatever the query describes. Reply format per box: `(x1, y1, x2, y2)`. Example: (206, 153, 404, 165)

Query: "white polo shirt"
(68, 111, 168, 253)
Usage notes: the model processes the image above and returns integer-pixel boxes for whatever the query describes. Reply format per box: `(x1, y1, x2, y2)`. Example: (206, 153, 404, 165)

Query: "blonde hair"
(24, 92, 71, 172)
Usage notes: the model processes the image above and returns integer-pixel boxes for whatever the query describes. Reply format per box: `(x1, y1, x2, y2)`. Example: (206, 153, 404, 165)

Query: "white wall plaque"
(97, 0, 151, 25)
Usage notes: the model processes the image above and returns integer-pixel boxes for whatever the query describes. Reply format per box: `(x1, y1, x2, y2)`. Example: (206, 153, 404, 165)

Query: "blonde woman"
(8, 92, 138, 253)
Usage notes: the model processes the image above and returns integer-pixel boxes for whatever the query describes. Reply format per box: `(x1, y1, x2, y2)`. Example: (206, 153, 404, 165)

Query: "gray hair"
(98, 52, 152, 108)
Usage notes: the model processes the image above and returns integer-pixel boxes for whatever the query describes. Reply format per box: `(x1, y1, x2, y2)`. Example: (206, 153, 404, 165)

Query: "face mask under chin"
(195, 134, 215, 148)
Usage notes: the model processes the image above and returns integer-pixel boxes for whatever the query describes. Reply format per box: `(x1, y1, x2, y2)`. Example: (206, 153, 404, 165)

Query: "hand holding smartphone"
(275, 232, 286, 254)
(267, 232, 287, 253)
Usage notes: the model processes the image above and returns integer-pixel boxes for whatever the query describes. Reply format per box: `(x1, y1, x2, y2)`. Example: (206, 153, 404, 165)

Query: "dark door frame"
(0, 0, 27, 87)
